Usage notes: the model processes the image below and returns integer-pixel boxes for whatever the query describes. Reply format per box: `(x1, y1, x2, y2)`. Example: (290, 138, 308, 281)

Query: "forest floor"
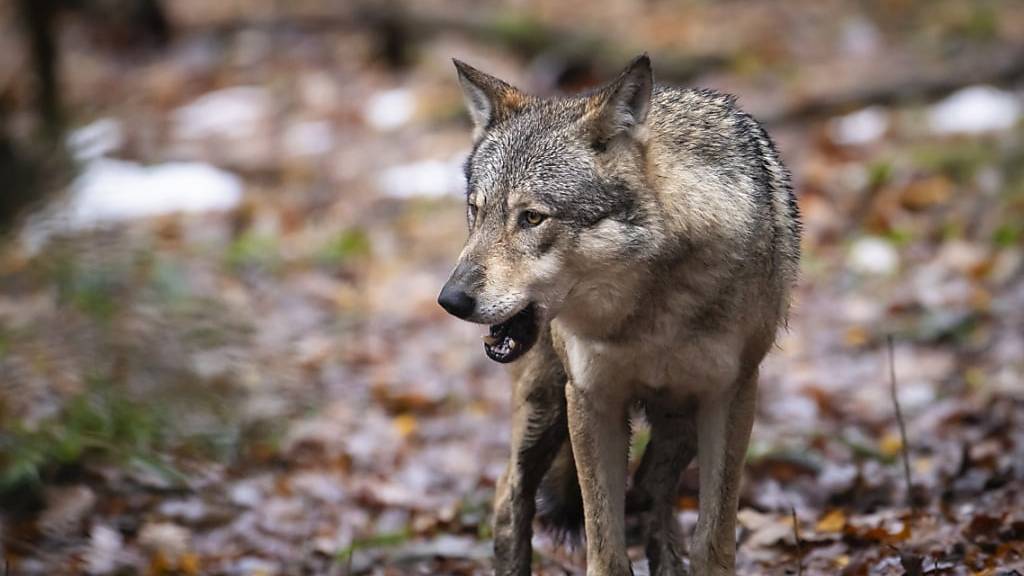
(1, 1, 1024, 574)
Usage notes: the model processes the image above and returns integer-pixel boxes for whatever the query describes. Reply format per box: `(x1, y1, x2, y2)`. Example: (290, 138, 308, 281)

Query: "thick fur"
(442, 55, 800, 575)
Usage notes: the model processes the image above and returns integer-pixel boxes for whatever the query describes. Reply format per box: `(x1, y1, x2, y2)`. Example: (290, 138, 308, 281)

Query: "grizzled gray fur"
(438, 54, 800, 576)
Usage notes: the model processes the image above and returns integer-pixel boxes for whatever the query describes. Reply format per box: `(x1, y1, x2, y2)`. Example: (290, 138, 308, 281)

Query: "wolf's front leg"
(691, 370, 758, 575)
(566, 380, 632, 576)
(493, 335, 567, 576)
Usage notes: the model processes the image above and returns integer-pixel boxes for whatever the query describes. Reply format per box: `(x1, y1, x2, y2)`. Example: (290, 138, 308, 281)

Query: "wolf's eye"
(520, 210, 547, 228)
(467, 203, 478, 225)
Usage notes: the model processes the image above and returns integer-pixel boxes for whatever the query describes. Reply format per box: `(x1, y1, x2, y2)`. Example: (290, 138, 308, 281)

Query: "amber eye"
(521, 210, 547, 227)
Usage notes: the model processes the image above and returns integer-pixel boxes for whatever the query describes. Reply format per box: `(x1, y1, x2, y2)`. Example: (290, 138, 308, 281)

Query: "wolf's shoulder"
(647, 85, 764, 162)
(650, 85, 744, 123)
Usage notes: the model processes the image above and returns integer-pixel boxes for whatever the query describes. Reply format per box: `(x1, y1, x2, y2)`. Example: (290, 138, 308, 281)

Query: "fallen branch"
(180, 4, 729, 83)
(763, 43, 1024, 125)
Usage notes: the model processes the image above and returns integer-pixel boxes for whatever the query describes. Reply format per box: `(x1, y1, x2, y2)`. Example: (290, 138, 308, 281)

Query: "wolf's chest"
(556, 324, 743, 400)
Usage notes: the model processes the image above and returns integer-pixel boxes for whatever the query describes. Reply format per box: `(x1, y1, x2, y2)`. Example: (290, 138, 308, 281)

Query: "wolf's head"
(438, 55, 657, 363)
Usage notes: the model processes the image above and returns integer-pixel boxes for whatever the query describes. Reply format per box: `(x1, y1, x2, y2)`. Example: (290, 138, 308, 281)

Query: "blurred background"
(1, 1, 1022, 574)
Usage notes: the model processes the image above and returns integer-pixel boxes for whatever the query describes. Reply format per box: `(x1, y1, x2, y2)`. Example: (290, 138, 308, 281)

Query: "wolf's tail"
(535, 441, 585, 541)
(534, 434, 657, 545)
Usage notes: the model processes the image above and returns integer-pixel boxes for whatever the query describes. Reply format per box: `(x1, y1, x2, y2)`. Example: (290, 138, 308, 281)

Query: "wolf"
(438, 54, 800, 575)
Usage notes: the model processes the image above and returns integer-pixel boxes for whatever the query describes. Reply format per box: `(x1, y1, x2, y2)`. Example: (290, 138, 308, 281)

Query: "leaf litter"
(1, 1, 1024, 574)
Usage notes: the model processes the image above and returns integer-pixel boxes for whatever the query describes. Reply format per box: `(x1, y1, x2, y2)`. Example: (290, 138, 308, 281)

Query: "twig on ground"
(791, 507, 804, 576)
(887, 335, 915, 514)
(885, 544, 924, 576)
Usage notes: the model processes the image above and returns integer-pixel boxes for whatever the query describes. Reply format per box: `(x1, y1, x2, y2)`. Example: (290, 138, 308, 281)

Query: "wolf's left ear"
(588, 54, 653, 146)
(453, 59, 530, 140)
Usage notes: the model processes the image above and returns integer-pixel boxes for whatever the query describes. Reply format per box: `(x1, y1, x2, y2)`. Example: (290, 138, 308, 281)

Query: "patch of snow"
(231, 558, 280, 575)
(364, 88, 415, 131)
(68, 159, 242, 226)
(929, 85, 1022, 135)
(400, 534, 491, 560)
(67, 118, 123, 161)
(767, 394, 819, 428)
(848, 236, 899, 276)
(913, 267, 972, 310)
(377, 153, 467, 199)
(283, 119, 334, 158)
(828, 106, 888, 146)
(818, 462, 858, 494)
(898, 382, 936, 411)
(229, 480, 265, 508)
(158, 498, 208, 523)
(85, 525, 126, 575)
(171, 86, 274, 168)
(173, 86, 272, 142)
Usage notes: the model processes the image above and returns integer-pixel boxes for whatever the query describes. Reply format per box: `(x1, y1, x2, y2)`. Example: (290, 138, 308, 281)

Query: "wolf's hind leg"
(493, 332, 567, 576)
(631, 402, 697, 576)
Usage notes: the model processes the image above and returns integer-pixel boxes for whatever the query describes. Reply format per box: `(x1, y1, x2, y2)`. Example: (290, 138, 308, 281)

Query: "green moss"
(884, 227, 914, 247)
(993, 223, 1022, 247)
(316, 228, 371, 268)
(912, 140, 995, 183)
(952, 3, 998, 41)
(867, 160, 893, 189)
(487, 13, 552, 55)
(226, 230, 280, 271)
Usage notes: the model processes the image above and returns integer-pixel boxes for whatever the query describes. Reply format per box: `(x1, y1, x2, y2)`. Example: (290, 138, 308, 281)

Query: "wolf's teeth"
(483, 334, 499, 346)
(507, 339, 517, 350)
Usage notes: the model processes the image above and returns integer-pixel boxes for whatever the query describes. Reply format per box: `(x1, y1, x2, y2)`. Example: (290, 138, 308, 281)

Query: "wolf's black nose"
(438, 283, 475, 319)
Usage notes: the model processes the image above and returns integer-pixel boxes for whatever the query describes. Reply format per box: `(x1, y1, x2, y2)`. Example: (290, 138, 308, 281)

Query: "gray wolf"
(438, 54, 800, 575)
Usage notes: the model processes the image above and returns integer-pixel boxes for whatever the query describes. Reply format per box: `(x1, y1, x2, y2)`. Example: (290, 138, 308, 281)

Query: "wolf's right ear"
(453, 59, 530, 140)
(587, 54, 653, 147)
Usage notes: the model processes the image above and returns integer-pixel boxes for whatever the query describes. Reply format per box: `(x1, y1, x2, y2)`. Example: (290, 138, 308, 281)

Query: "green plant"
(335, 530, 412, 566)
(0, 377, 180, 494)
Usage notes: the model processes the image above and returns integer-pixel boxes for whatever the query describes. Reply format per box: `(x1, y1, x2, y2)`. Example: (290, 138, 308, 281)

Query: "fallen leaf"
(817, 509, 847, 533)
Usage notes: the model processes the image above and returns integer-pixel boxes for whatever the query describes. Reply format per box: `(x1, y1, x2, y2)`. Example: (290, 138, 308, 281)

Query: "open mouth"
(482, 303, 540, 363)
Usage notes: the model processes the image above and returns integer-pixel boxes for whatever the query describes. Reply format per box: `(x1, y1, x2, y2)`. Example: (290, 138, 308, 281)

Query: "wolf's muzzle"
(438, 281, 476, 319)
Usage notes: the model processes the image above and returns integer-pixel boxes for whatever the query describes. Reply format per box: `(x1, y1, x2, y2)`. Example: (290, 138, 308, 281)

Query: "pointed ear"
(453, 59, 530, 140)
(587, 54, 653, 147)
